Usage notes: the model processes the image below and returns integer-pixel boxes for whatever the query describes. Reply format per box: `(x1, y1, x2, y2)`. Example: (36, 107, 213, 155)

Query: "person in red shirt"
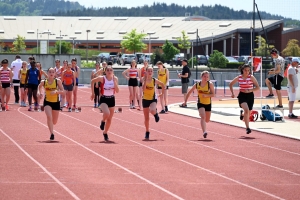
(62, 63, 76, 112)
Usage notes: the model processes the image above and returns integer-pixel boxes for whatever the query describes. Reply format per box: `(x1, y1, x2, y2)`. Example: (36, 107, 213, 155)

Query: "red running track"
(0, 87, 300, 200)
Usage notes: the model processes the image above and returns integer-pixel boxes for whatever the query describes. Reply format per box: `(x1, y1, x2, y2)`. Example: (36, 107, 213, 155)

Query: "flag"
(253, 57, 262, 72)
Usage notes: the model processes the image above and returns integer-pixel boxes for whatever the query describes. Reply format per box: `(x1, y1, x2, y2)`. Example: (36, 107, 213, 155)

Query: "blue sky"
(76, 0, 300, 20)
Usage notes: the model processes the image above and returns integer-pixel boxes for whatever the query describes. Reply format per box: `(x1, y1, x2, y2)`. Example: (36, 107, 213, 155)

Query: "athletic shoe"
(154, 113, 160, 122)
(266, 94, 274, 98)
(288, 114, 298, 119)
(165, 106, 168, 112)
(132, 106, 136, 109)
(100, 121, 105, 130)
(274, 105, 283, 109)
(5, 105, 9, 111)
(240, 110, 244, 120)
(68, 108, 72, 112)
(203, 132, 208, 138)
(246, 128, 251, 134)
(28, 107, 32, 111)
(159, 110, 166, 114)
(94, 104, 97, 108)
(60, 107, 63, 111)
(103, 133, 109, 141)
(145, 131, 150, 139)
(50, 133, 55, 140)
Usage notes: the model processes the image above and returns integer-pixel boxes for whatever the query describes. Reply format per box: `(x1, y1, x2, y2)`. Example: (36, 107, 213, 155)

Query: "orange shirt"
(63, 70, 74, 85)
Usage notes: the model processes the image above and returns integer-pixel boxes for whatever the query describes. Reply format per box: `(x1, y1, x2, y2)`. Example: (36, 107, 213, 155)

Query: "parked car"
(97, 52, 110, 63)
(195, 55, 208, 65)
(139, 53, 153, 64)
(238, 56, 251, 63)
(170, 53, 184, 66)
(120, 54, 136, 65)
(135, 53, 145, 64)
(225, 56, 239, 63)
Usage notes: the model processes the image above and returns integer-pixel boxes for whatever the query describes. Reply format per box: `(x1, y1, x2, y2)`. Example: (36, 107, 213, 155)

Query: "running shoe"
(132, 106, 136, 109)
(50, 133, 55, 140)
(274, 105, 283, 109)
(154, 113, 160, 122)
(240, 110, 244, 120)
(68, 108, 72, 112)
(266, 94, 274, 98)
(103, 133, 109, 141)
(203, 132, 208, 138)
(145, 131, 150, 139)
(288, 114, 298, 119)
(5, 105, 9, 111)
(28, 107, 32, 111)
(159, 110, 166, 114)
(165, 106, 168, 112)
(94, 103, 97, 108)
(100, 121, 106, 130)
(246, 128, 251, 134)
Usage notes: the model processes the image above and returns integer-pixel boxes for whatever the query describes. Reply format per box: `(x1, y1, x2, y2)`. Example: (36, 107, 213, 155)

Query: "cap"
(1, 59, 8, 64)
(270, 48, 278, 55)
(182, 59, 188, 63)
(292, 58, 299, 63)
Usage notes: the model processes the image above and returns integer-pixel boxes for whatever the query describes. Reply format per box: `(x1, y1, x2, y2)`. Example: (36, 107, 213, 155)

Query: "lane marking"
(64, 111, 284, 200)
(0, 128, 80, 200)
(18, 108, 184, 200)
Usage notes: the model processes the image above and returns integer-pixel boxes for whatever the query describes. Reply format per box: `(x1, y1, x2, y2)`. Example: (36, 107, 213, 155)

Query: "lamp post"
(211, 33, 214, 55)
(86, 30, 91, 63)
(69, 37, 77, 54)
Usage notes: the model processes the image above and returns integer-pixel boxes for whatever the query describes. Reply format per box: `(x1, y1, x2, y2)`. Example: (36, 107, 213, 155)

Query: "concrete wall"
(0, 54, 81, 68)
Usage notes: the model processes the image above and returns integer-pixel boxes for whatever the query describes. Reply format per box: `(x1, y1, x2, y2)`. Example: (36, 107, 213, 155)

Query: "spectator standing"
(178, 59, 190, 107)
(287, 58, 299, 118)
(10, 55, 23, 104)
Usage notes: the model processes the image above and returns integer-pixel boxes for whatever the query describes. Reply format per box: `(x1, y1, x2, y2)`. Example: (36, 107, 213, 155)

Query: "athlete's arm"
(184, 83, 197, 105)
(229, 76, 239, 98)
(38, 69, 41, 81)
(122, 68, 129, 80)
(155, 78, 165, 96)
(76, 66, 81, 78)
(203, 82, 215, 98)
(38, 80, 45, 97)
(250, 75, 260, 93)
(166, 68, 170, 85)
(73, 71, 76, 86)
(55, 79, 65, 95)
(90, 76, 103, 100)
(42, 70, 48, 79)
(114, 76, 119, 93)
(18, 69, 21, 80)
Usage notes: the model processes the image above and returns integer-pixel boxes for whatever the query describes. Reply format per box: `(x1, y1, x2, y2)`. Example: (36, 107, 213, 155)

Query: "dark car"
(97, 53, 110, 63)
(170, 53, 184, 66)
(196, 55, 208, 65)
(120, 54, 136, 65)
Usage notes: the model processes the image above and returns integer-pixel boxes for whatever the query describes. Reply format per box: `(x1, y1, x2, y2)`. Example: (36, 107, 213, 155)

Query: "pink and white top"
(0, 69, 10, 83)
(238, 74, 253, 91)
(129, 68, 138, 78)
(101, 76, 115, 96)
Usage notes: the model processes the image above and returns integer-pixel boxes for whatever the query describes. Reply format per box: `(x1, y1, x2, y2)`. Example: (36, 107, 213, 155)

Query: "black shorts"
(237, 92, 254, 110)
(20, 84, 27, 88)
(139, 82, 143, 87)
(1, 83, 10, 88)
(142, 99, 157, 108)
(197, 103, 211, 111)
(26, 83, 38, 90)
(128, 78, 138, 87)
(44, 100, 60, 111)
(63, 84, 74, 91)
(268, 75, 283, 90)
(100, 95, 115, 108)
(157, 85, 169, 90)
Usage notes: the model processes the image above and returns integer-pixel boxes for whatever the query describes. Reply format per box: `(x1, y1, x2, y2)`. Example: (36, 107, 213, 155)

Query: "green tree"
(121, 29, 147, 53)
(176, 31, 191, 56)
(151, 48, 165, 64)
(209, 50, 227, 68)
(282, 39, 300, 56)
(254, 36, 274, 56)
(54, 40, 72, 54)
(11, 35, 26, 53)
(162, 40, 180, 62)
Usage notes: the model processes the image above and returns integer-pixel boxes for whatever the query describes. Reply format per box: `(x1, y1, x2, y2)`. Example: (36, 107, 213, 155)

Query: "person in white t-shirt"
(287, 58, 299, 118)
(10, 55, 23, 104)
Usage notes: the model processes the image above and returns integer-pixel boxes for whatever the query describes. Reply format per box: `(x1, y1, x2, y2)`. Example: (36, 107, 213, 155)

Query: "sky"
(75, 0, 300, 20)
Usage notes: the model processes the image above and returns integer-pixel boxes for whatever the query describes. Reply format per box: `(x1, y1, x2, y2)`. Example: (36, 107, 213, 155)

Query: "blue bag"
(261, 105, 282, 121)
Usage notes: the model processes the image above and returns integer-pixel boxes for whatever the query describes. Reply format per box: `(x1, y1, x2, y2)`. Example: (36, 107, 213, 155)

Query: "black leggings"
(27, 84, 38, 106)
(94, 86, 100, 104)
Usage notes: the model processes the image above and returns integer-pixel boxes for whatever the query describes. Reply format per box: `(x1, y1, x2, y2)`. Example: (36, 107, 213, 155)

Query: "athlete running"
(18, 61, 28, 107)
(142, 67, 165, 139)
(38, 67, 64, 140)
(90, 65, 119, 141)
(62, 63, 76, 112)
(229, 64, 260, 134)
(156, 61, 169, 113)
(183, 71, 215, 138)
(0, 59, 13, 111)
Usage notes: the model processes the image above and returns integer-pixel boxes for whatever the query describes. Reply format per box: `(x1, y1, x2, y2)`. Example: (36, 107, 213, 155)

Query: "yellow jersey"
(157, 68, 167, 84)
(196, 81, 211, 105)
(20, 68, 27, 84)
(143, 78, 156, 100)
(44, 79, 59, 103)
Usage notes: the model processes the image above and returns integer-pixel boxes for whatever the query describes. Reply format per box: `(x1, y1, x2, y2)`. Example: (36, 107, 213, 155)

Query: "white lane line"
(66, 111, 284, 200)
(129, 109, 300, 156)
(0, 128, 80, 200)
(18, 108, 184, 200)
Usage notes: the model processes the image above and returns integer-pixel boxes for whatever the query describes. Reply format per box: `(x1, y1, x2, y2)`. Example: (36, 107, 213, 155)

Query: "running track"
(1, 87, 300, 199)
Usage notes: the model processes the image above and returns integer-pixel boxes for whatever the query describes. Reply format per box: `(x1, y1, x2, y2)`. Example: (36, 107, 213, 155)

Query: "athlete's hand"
(90, 94, 95, 101)
(231, 94, 235, 98)
(50, 90, 57, 95)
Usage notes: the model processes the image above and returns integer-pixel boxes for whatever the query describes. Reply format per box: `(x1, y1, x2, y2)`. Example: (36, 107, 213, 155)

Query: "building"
(0, 16, 288, 56)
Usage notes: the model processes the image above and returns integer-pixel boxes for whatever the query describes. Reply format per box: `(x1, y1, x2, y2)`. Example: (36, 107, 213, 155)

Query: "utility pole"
(86, 30, 91, 63)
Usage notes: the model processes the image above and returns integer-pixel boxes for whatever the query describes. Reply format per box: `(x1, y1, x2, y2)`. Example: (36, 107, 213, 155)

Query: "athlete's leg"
(73, 85, 78, 107)
(198, 107, 207, 133)
(240, 102, 250, 129)
(143, 107, 150, 132)
(44, 106, 54, 135)
(103, 107, 115, 133)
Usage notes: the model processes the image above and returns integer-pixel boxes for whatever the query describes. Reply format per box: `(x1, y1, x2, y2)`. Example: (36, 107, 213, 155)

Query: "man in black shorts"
(265, 48, 285, 108)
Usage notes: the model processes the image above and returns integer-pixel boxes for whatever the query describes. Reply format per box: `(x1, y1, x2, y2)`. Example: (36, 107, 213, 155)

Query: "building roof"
(0, 16, 283, 43)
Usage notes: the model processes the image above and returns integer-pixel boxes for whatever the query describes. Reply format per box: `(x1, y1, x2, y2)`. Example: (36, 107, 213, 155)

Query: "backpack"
(261, 105, 282, 121)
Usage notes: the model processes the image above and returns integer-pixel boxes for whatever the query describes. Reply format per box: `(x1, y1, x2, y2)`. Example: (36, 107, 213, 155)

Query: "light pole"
(69, 37, 76, 54)
(211, 33, 214, 55)
(86, 30, 91, 63)
(147, 32, 155, 55)
(37, 29, 38, 54)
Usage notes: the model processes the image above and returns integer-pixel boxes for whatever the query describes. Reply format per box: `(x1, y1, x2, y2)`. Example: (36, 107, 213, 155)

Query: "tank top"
(143, 78, 156, 100)
(158, 68, 167, 84)
(140, 67, 146, 78)
(44, 79, 59, 103)
(55, 66, 62, 78)
(27, 68, 39, 85)
(20, 68, 27, 84)
(101, 76, 115, 96)
(71, 66, 79, 84)
(0, 68, 10, 83)
(63, 70, 74, 85)
(238, 74, 253, 91)
(196, 81, 211, 105)
(129, 68, 138, 78)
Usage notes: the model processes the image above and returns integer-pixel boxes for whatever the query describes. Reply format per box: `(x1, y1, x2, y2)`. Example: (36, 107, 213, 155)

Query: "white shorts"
(287, 86, 297, 101)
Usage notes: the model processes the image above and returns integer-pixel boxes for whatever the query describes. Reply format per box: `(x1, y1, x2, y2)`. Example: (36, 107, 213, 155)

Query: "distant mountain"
(0, 1, 298, 28)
